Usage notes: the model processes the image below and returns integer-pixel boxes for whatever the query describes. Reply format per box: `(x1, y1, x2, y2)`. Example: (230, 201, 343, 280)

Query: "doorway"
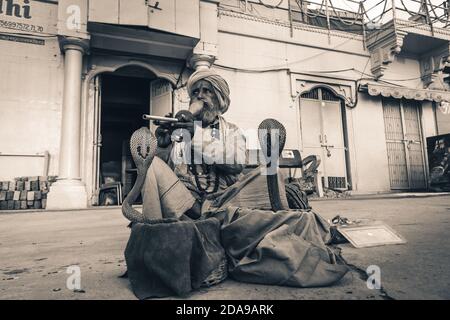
(299, 87, 350, 190)
(92, 66, 173, 205)
(382, 98, 427, 190)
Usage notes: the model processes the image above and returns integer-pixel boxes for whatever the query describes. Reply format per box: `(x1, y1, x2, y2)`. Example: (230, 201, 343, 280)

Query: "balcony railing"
(290, 0, 450, 33)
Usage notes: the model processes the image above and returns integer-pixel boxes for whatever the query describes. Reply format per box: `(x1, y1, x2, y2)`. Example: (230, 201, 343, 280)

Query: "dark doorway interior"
(98, 72, 152, 205)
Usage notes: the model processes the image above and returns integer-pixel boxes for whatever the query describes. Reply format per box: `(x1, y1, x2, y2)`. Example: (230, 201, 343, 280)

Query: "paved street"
(0, 195, 449, 300)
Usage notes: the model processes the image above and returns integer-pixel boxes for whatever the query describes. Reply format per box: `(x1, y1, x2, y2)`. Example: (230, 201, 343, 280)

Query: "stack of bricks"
(0, 176, 56, 210)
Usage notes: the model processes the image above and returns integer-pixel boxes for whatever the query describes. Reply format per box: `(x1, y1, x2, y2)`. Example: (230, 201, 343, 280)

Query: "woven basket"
(201, 256, 228, 287)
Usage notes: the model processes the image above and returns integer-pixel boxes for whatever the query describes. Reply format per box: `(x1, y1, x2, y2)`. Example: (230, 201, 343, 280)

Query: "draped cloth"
(203, 207, 349, 288)
(186, 69, 231, 114)
(127, 175, 348, 299)
(124, 218, 225, 299)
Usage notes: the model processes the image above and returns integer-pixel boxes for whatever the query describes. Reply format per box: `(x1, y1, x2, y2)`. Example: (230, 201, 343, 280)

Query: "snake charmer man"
(140, 69, 290, 221)
(122, 70, 348, 299)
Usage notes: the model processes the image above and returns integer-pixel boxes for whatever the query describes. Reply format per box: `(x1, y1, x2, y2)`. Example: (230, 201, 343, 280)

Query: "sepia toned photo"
(0, 0, 449, 306)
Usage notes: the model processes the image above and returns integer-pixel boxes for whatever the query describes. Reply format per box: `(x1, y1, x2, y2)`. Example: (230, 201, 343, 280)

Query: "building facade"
(1, 0, 450, 209)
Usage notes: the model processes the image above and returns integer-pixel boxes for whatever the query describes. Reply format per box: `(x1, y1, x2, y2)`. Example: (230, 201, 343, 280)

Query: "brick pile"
(0, 176, 57, 210)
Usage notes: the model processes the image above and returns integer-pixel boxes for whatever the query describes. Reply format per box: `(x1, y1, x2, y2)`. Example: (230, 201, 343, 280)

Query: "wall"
(435, 104, 450, 134)
(349, 94, 391, 192)
(0, 1, 63, 181)
(422, 101, 437, 138)
(383, 54, 422, 88)
(215, 67, 296, 149)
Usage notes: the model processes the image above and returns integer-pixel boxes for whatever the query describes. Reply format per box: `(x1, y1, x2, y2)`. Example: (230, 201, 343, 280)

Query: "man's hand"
(155, 111, 195, 147)
(155, 113, 174, 148)
(155, 126, 173, 148)
(173, 110, 195, 140)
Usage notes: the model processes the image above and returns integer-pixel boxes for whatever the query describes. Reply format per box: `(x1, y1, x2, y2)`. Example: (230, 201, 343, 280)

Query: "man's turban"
(186, 69, 231, 114)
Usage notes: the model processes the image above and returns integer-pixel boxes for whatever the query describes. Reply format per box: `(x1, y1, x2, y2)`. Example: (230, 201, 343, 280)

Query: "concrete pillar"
(188, 53, 216, 70)
(187, 1, 219, 71)
(47, 37, 89, 210)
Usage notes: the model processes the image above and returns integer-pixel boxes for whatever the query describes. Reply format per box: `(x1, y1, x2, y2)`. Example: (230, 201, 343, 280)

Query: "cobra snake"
(121, 126, 158, 224)
(258, 118, 287, 212)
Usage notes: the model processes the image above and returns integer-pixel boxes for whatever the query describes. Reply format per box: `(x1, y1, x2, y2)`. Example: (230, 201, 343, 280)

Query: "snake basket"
(201, 256, 228, 287)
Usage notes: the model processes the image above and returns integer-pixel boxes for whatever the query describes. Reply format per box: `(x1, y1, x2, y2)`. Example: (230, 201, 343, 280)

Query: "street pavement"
(0, 195, 449, 300)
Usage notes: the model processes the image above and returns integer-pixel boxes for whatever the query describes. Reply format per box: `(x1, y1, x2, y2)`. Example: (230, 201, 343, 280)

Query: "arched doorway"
(90, 65, 174, 205)
(299, 87, 350, 190)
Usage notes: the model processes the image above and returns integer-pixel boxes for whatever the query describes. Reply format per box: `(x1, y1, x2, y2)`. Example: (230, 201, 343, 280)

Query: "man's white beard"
(197, 101, 220, 127)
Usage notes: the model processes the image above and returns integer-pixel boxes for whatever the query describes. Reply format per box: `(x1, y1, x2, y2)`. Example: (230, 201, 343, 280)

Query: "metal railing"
(292, 0, 365, 26)
(0, 151, 50, 177)
(220, 1, 450, 44)
(292, 0, 450, 29)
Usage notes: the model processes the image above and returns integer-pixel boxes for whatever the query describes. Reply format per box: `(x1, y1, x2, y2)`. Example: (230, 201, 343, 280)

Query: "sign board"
(435, 102, 450, 135)
(281, 150, 295, 159)
(57, 0, 89, 38)
(427, 134, 450, 191)
(0, 0, 58, 44)
(337, 223, 406, 248)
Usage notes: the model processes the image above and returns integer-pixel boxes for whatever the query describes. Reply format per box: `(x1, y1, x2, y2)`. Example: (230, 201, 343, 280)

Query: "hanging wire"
(219, 2, 264, 20)
(426, 0, 449, 24)
(429, 11, 449, 24)
(362, 0, 387, 21)
(259, 0, 284, 9)
(399, 0, 421, 16)
(341, 0, 361, 11)
(367, 0, 390, 24)
(214, 31, 362, 74)
(298, 0, 328, 19)
(219, 1, 436, 40)
(328, 0, 362, 26)
(294, 0, 366, 26)
(364, 0, 387, 14)
(211, 0, 438, 88)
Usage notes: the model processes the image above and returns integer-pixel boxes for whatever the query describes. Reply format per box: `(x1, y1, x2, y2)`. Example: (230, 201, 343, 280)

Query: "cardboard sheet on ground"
(337, 221, 406, 248)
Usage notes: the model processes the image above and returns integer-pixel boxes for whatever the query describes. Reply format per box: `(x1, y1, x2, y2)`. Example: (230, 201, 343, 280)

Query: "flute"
(142, 114, 179, 123)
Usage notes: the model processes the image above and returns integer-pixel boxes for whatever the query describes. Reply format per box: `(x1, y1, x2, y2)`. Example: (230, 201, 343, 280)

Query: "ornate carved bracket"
(187, 53, 216, 70)
(420, 43, 450, 91)
(366, 24, 408, 79)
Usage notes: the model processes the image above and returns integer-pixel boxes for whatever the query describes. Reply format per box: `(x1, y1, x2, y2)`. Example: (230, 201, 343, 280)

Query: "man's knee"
(147, 156, 170, 176)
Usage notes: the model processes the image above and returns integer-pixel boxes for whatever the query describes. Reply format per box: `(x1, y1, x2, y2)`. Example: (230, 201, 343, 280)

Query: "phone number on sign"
(0, 19, 44, 33)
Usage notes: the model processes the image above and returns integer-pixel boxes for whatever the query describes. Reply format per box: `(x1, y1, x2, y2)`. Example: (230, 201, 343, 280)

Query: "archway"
(86, 65, 174, 206)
